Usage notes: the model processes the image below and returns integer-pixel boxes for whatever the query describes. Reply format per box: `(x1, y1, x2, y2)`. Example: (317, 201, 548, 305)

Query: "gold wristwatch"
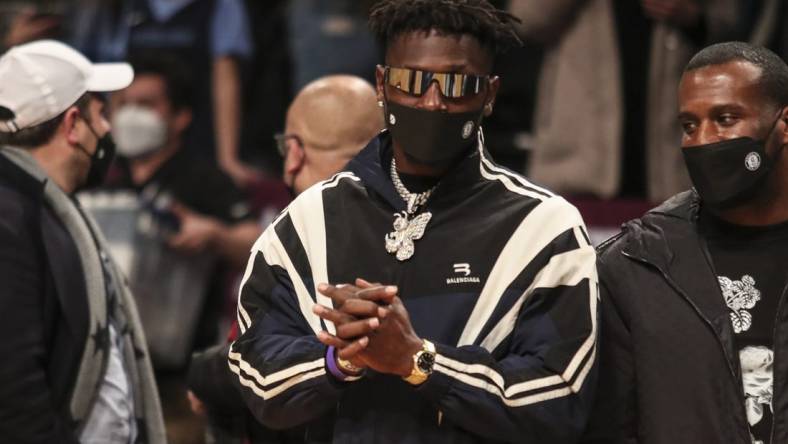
(403, 339, 436, 385)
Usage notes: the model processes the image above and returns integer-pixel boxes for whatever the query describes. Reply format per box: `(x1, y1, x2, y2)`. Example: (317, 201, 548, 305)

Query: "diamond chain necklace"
(389, 158, 437, 214)
(384, 158, 438, 261)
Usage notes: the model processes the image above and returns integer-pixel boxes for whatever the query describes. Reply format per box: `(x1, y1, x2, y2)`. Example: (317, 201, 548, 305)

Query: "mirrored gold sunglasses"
(384, 66, 489, 99)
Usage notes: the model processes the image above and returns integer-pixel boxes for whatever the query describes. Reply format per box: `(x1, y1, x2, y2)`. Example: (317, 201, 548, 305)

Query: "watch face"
(417, 351, 435, 374)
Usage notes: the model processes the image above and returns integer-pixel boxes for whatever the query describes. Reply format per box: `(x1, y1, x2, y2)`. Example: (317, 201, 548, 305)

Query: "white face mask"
(111, 104, 167, 158)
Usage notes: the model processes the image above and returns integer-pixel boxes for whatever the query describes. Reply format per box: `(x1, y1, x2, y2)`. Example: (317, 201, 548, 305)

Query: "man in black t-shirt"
(701, 211, 788, 441)
(584, 42, 788, 444)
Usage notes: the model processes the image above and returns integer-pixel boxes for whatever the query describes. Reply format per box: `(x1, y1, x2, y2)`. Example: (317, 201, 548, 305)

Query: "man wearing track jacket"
(229, 1, 599, 442)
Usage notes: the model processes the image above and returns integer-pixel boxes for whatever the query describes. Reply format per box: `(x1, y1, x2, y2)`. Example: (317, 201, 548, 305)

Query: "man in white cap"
(0, 40, 166, 443)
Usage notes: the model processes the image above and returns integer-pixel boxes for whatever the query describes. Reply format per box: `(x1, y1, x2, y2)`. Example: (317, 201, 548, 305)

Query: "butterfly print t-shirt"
(701, 209, 788, 444)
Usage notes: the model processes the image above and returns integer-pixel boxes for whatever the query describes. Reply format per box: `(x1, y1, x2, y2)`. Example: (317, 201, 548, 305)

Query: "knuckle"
(337, 324, 360, 338)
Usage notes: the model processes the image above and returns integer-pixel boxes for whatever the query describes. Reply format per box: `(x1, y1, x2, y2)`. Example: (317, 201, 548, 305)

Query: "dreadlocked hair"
(369, 0, 522, 56)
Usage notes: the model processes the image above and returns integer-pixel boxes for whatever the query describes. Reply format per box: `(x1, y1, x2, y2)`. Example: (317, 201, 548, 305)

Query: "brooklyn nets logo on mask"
(745, 152, 761, 171)
(462, 121, 474, 139)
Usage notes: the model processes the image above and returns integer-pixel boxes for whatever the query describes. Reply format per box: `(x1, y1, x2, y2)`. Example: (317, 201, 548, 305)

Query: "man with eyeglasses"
(276, 74, 384, 197)
(229, 1, 598, 443)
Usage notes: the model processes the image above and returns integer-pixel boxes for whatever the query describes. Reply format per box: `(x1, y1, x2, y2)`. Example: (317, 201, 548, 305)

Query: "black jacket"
(583, 191, 788, 443)
(229, 132, 599, 443)
(0, 154, 89, 443)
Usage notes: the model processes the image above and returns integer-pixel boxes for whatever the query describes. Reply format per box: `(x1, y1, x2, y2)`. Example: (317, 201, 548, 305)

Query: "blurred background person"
(239, 0, 292, 179)
(78, 52, 259, 444)
(286, 0, 380, 92)
(186, 74, 384, 444)
(66, 0, 258, 187)
(0, 1, 63, 51)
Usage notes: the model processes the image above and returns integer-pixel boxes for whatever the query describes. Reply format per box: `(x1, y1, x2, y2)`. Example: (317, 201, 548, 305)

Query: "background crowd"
(1, 0, 787, 443)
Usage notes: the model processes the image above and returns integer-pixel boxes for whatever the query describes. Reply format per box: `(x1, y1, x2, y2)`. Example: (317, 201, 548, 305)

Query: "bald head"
(283, 75, 384, 194)
(287, 75, 383, 156)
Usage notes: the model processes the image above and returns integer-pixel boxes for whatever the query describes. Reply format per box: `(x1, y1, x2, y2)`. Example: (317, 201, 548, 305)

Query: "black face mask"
(76, 116, 116, 190)
(384, 100, 484, 166)
(682, 121, 781, 209)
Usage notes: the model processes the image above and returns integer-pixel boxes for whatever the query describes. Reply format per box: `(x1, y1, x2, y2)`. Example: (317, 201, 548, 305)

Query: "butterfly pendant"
(385, 211, 432, 261)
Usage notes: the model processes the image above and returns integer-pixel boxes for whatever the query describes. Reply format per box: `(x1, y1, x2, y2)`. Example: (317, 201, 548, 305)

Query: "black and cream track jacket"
(229, 131, 598, 443)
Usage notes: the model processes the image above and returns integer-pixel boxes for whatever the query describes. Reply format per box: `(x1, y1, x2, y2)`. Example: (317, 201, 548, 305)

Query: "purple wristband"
(326, 346, 351, 381)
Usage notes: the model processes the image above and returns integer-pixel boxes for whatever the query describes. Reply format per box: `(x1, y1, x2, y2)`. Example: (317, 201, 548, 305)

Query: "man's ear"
(483, 76, 500, 117)
(284, 141, 305, 176)
(776, 106, 788, 147)
(375, 64, 386, 103)
(172, 108, 193, 135)
(63, 106, 83, 146)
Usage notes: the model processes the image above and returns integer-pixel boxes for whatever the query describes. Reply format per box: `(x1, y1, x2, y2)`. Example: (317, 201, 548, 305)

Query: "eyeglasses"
(274, 133, 303, 157)
(384, 66, 489, 99)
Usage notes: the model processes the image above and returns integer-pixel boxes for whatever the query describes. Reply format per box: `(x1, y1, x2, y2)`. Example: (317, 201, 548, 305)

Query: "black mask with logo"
(682, 117, 783, 209)
(76, 116, 116, 190)
(384, 100, 485, 166)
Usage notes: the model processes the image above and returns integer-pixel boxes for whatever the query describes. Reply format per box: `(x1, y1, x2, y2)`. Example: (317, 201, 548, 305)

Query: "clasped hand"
(312, 278, 423, 377)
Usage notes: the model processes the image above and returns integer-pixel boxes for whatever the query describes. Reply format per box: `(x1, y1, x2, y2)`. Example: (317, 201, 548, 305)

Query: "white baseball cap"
(0, 40, 134, 133)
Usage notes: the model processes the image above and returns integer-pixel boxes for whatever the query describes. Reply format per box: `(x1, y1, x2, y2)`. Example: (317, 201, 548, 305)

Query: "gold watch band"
(403, 339, 436, 385)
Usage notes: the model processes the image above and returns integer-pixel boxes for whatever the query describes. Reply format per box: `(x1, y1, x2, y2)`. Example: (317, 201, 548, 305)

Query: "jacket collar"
(621, 190, 740, 382)
(620, 190, 700, 267)
(0, 146, 47, 198)
(345, 129, 491, 213)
